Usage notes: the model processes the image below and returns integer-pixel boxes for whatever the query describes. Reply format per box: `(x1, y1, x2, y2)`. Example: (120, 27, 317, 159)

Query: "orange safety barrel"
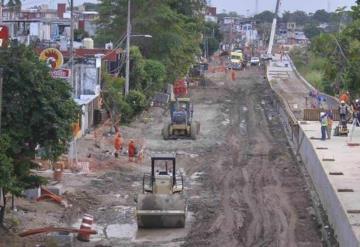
(77, 214, 94, 242)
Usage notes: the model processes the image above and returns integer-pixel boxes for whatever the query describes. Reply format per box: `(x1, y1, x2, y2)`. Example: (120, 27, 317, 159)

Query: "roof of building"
(35, 47, 122, 62)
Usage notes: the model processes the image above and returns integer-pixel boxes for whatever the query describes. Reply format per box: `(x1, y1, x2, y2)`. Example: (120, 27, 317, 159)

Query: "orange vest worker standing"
(114, 133, 122, 158)
(231, 70, 236, 81)
(128, 140, 136, 162)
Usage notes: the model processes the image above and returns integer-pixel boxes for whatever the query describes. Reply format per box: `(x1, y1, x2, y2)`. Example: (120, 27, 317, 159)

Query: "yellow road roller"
(136, 153, 186, 228)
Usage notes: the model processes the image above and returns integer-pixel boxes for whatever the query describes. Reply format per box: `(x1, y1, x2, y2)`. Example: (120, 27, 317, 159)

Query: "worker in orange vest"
(128, 139, 136, 162)
(114, 132, 122, 158)
(339, 91, 350, 104)
(231, 70, 236, 81)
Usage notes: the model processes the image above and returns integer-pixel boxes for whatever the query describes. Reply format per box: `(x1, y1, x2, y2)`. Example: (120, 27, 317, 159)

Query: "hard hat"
(341, 100, 345, 104)
(320, 112, 326, 117)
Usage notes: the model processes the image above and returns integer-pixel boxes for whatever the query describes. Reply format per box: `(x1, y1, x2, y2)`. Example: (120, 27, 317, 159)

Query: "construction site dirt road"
(4, 66, 324, 247)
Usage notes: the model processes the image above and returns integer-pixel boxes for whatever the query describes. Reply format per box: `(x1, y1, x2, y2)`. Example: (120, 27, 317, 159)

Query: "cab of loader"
(170, 98, 193, 125)
(143, 153, 183, 194)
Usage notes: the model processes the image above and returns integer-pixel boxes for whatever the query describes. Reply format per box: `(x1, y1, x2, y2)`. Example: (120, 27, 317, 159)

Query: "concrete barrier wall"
(266, 62, 358, 246)
(297, 126, 358, 247)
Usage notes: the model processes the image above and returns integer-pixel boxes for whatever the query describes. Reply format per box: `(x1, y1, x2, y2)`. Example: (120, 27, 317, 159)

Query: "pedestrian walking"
(320, 112, 328, 141)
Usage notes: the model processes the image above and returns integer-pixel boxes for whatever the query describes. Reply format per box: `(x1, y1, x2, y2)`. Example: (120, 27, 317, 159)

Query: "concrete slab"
(299, 120, 360, 246)
(47, 184, 64, 196)
(23, 187, 40, 201)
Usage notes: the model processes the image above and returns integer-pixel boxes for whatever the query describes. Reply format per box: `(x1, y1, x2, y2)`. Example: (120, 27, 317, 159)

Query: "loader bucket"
(136, 194, 186, 228)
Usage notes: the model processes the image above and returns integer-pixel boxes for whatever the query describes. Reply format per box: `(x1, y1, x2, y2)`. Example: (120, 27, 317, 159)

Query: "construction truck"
(162, 97, 200, 140)
(136, 153, 186, 228)
(227, 50, 243, 70)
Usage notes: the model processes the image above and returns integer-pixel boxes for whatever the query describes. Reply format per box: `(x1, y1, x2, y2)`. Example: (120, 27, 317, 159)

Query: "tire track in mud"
(184, 70, 321, 247)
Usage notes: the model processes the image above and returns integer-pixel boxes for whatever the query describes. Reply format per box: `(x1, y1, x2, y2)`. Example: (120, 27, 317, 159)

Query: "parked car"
(260, 53, 273, 61)
(250, 57, 260, 65)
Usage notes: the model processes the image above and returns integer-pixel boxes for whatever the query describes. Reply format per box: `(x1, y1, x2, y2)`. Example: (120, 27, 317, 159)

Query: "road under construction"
(3, 54, 336, 247)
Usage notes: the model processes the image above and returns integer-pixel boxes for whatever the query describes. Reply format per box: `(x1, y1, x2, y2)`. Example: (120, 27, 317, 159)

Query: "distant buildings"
(276, 22, 309, 45)
(1, 3, 124, 137)
(1, 3, 98, 45)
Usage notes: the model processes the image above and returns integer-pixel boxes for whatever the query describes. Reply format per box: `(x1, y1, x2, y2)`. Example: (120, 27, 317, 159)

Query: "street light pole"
(125, 0, 131, 96)
(70, 0, 74, 95)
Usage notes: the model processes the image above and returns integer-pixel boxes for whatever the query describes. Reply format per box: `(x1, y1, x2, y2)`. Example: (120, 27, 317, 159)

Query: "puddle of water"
(239, 120, 247, 135)
(190, 172, 204, 180)
(135, 212, 194, 243)
(221, 118, 230, 126)
(176, 151, 199, 158)
(106, 223, 137, 239)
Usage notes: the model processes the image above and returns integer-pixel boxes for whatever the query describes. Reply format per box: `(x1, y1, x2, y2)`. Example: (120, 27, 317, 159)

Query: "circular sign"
(39, 48, 64, 69)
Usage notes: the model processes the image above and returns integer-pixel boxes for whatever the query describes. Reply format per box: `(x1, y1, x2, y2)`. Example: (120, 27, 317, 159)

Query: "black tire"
(190, 123, 197, 140)
(162, 123, 170, 140)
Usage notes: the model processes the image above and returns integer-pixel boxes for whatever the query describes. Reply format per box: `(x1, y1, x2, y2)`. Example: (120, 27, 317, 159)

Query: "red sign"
(0, 26, 9, 48)
(51, 69, 71, 79)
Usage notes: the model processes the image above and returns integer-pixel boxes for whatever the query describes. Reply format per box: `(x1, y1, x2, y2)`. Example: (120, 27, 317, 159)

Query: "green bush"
(126, 90, 147, 115)
(305, 70, 324, 91)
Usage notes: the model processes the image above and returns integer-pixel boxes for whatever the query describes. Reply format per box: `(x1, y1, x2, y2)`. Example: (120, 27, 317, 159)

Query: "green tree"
(96, 0, 205, 82)
(143, 59, 166, 93)
(0, 44, 79, 225)
(303, 23, 322, 39)
(125, 90, 147, 115)
(129, 46, 146, 91)
(74, 29, 89, 41)
(313, 9, 331, 23)
(203, 21, 222, 57)
(101, 73, 131, 126)
(254, 10, 274, 23)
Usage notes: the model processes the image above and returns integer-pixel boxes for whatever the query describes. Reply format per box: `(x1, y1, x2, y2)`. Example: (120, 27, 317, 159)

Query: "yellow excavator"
(136, 153, 186, 228)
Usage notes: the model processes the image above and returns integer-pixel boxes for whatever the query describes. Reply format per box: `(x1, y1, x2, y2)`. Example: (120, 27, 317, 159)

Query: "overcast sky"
(19, 0, 357, 15)
(211, 0, 356, 16)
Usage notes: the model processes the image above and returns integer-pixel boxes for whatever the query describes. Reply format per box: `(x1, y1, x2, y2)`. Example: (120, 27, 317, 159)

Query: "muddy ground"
(2, 66, 323, 247)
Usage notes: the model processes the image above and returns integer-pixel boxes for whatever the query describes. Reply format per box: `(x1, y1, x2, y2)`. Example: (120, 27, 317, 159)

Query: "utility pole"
(125, 0, 131, 96)
(255, 0, 259, 15)
(0, 0, 3, 25)
(69, 0, 77, 167)
(0, 68, 3, 136)
(70, 0, 74, 94)
(0, 68, 3, 211)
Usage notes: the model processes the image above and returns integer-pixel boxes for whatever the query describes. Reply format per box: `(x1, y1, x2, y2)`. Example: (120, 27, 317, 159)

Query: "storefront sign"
(39, 48, 64, 69)
(51, 69, 71, 79)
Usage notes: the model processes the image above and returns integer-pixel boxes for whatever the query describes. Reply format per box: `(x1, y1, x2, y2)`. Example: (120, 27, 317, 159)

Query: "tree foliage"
(96, 0, 205, 82)
(254, 10, 274, 23)
(0, 44, 79, 224)
(295, 1, 360, 96)
(202, 21, 222, 57)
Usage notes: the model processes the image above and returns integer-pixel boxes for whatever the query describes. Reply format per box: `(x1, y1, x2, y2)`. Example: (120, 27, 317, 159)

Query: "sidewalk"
(267, 53, 360, 246)
(298, 121, 360, 246)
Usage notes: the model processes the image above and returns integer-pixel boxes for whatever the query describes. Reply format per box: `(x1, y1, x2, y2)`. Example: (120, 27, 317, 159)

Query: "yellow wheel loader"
(162, 98, 200, 140)
(136, 153, 186, 228)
